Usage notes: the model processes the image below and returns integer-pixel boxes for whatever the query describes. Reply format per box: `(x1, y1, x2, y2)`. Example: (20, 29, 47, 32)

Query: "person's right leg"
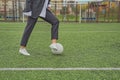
(19, 16, 38, 55)
(40, 9, 59, 50)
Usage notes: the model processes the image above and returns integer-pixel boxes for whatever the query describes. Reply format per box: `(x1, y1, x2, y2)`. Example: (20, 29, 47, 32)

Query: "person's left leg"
(19, 17, 38, 56)
(20, 17, 38, 47)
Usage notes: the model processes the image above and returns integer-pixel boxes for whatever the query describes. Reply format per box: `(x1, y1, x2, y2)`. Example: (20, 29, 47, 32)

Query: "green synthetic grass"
(0, 71, 120, 80)
(0, 22, 120, 80)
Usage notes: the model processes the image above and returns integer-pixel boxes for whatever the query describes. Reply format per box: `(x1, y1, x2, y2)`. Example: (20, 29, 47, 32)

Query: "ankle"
(52, 39, 57, 44)
(20, 46, 26, 49)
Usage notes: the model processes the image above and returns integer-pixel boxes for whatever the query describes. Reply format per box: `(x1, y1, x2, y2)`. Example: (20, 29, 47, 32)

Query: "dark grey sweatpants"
(20, 9, 59, 46)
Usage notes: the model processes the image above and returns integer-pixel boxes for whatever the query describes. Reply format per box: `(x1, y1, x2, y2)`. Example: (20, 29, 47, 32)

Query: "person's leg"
(19, 16, 38, 55)
(20, 16, 38, 47)
(40, 9, 59, 50)
(40, 9, 59, 44)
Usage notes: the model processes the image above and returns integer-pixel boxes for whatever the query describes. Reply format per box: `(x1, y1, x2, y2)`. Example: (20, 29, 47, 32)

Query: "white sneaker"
(19, 48, 30, 56)
(49, 43, 58, 51)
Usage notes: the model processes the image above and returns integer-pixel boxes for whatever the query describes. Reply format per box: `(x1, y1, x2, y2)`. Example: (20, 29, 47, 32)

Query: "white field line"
(0, 68, 120, 71)
(0, 31, 120, 32)
(61, 31, 120, 32)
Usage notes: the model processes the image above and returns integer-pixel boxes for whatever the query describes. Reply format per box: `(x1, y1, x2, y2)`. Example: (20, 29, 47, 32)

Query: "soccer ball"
(51, 43, 64, 54)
